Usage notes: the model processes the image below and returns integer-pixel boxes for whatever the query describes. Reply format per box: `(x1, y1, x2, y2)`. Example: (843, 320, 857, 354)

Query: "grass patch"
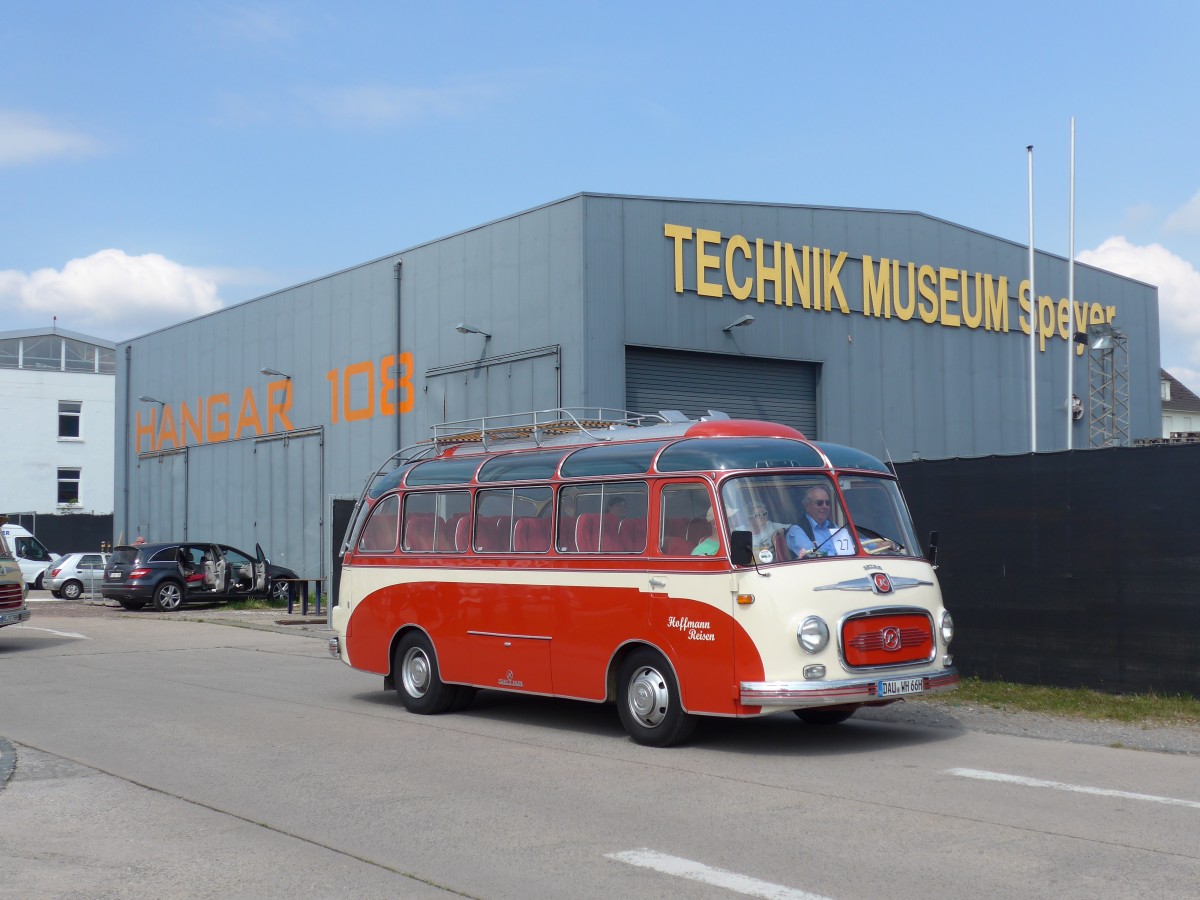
(934, 676, 1200, 726)
(224, 597, 288, 611)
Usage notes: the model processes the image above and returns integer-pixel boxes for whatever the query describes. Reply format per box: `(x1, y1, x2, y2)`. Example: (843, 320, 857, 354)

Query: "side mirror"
(730, 530, 753, 567)
(926, 530, 939, 567)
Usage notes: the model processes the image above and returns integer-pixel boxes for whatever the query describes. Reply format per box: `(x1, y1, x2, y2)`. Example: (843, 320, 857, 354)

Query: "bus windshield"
(720, 473, 920, 561)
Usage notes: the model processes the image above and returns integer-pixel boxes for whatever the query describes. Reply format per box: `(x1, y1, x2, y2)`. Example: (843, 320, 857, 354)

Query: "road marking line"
(607, 848, 833, 899)
(12, 625, 90, 639)
(947, 768, 1200, 810)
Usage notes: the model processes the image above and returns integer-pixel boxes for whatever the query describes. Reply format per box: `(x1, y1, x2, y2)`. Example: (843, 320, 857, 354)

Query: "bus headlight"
(940, 611, 954, 645)
(797, 617, 829, 654)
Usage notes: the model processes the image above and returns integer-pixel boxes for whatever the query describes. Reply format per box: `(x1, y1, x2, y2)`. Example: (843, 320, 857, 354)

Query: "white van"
(0, 522, 58, 590)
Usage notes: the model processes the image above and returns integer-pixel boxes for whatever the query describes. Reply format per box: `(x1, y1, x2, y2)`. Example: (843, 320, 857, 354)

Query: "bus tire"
(394, 631, 457, 715)
(448, 686, 478, 712)
(616, 649, 697, 747)
(793, 707, 856, 726)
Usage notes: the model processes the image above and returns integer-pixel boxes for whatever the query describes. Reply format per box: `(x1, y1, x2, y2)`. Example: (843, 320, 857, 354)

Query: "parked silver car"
(45, 552, 111, 600)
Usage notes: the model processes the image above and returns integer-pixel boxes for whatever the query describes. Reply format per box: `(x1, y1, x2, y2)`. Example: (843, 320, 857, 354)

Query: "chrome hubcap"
(402, 648, 431, 697)
(627, 665, 668, 728)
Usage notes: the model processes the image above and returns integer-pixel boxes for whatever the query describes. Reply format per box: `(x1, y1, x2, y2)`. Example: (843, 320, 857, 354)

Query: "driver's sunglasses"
(810, 499, 831, 507)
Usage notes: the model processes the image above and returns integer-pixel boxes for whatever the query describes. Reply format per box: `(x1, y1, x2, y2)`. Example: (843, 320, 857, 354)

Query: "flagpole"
(1028, 145, 1037, 452)
(1066, 118, 1076, 450)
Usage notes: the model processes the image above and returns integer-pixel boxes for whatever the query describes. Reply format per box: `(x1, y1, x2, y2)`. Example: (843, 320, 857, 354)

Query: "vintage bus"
(330, 409, 957, 746)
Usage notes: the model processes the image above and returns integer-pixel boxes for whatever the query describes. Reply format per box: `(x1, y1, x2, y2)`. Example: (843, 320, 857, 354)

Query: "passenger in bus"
(747, 505, 788, 547)
(605, 496, 627, 518)
(785, 486, 855, 557)
(691, 508, 720, 556)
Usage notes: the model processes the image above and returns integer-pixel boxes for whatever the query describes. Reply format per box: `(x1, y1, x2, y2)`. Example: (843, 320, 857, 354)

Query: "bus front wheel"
(617, 649, 697, 747)
(394, 632, 458, 715)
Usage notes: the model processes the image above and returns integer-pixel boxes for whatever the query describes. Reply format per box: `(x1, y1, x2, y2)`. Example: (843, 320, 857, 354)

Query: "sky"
(3, 1, 1200, 388)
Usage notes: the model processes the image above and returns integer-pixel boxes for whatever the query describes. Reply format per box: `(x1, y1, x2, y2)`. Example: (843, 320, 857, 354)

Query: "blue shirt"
(786, 515, 855, 557)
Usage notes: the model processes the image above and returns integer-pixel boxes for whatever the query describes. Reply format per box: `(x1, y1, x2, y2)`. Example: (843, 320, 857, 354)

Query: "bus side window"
(359, 495, 399, 553)
(659, 483, 714, 556)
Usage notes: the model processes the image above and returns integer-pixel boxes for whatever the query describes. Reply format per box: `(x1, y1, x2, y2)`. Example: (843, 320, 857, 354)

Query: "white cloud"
(0, 110, 100, 166)
(0, 250, 223, 340)
(1163, 189, 1200, 234)
(297, 82, 499, 127)
(1078, 236, 1200, 370)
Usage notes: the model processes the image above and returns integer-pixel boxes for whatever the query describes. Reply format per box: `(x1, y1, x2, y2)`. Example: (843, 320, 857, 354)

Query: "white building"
(0, 327, 116, 518)
(1160, 369, 1200, 437)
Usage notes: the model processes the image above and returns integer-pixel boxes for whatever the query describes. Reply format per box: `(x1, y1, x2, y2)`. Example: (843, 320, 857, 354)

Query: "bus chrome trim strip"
(740, 668, 959, 706)
(815, 576, 933, 592)
(466, 630, 552, 641)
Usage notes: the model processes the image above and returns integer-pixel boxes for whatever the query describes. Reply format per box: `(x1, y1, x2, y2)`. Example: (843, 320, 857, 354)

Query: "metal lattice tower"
(1088, 329, 1129, 448)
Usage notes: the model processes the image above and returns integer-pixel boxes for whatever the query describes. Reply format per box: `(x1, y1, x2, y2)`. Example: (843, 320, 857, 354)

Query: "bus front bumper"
(740, 667, 959, 708)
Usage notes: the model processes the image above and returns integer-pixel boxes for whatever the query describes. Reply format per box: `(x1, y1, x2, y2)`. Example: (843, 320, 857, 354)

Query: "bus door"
(649, 480, 740, 714)
(465, 485, 555, 694)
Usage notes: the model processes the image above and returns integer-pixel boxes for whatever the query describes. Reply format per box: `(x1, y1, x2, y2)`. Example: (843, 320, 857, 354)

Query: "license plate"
(877, 677, 924, 698)
(109, 572, 122, 579)
(1, 611, 21, 625)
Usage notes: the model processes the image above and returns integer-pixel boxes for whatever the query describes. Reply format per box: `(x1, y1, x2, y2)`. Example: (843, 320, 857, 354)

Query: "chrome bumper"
(0, 607, 31, 627)
(740, 667, 959, 707)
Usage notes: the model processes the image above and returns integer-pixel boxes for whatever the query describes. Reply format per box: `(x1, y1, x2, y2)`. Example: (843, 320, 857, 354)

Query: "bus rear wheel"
(394, 632, 458, 714)
(617, 649, 697, 747)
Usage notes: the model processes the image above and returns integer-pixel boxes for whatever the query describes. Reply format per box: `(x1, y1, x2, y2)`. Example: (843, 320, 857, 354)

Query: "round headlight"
(797, 616, 829, 654)
(940, 610, 954, 645)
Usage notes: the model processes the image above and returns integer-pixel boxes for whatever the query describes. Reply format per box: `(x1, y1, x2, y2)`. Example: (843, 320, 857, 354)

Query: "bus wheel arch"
(391, 629, 458, 715)
(613, 645, 698, 747)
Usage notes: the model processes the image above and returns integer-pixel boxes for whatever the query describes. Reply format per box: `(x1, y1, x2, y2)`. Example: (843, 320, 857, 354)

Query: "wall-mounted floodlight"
(723, 314, 755, 332)
(138, 395, 166, 405)
(455, 323, 491, 338)
(259, 367, 292, 379)
(1086, 323, 1123, 351)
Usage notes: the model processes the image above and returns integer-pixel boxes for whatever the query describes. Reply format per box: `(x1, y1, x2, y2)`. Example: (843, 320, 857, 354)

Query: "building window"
(59, 400, 82, 438)
(1161, 379, 1171, 401)
(58, 468, 81, 505)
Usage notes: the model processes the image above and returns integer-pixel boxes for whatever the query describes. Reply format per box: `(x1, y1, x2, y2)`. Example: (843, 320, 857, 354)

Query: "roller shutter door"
(625, 347, 818, 437)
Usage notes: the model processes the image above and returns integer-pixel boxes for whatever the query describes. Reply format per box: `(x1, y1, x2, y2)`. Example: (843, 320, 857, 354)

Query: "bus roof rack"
(431, 408, 668, 452)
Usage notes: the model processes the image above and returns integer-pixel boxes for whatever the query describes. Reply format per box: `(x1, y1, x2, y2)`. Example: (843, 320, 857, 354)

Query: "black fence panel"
(895, 445, 1200, 696)
(3, 513, 114, 557)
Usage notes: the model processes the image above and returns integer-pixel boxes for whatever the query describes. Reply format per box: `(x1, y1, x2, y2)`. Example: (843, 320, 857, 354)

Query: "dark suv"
(102, 542, 298, 612)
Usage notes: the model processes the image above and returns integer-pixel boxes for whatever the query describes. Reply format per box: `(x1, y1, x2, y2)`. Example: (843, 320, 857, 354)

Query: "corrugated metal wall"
(625, 347, 817, 437)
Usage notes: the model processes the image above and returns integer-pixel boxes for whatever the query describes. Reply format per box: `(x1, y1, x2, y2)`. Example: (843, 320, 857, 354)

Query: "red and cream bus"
(330, 409, 957, 746)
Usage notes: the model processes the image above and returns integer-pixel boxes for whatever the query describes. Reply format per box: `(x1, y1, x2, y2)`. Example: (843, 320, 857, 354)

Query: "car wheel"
(62, 580, 83, 601)
(51, 590, 63, 599)
(153, 581, 185, 612)
(270, 579, 291, 604)
(119, 600, 147, 610)
(793, 707, 857, 726)
(616, 649, 698, 747)
(393, 631, 458, 714)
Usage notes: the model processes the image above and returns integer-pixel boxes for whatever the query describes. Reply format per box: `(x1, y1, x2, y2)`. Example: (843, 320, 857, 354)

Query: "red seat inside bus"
(685, 517, 712, 544)
(475, 515, 513, 552)
(454, 516, 471, 552)
(662, 536, 694, 556)
(577, 513, 628, 552)
(664, 517, 691, 539)
(361, 511, 398, 552)
(556, 515, 577, 552)
(618, 517, 646, 552)
(437, 514, 464, 552)
(514, 517, 552, 552)
(404, 514, 436, 551)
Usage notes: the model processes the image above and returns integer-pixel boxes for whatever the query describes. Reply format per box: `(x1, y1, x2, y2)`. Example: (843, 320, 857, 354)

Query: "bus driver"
(786, 486, 855, 557)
